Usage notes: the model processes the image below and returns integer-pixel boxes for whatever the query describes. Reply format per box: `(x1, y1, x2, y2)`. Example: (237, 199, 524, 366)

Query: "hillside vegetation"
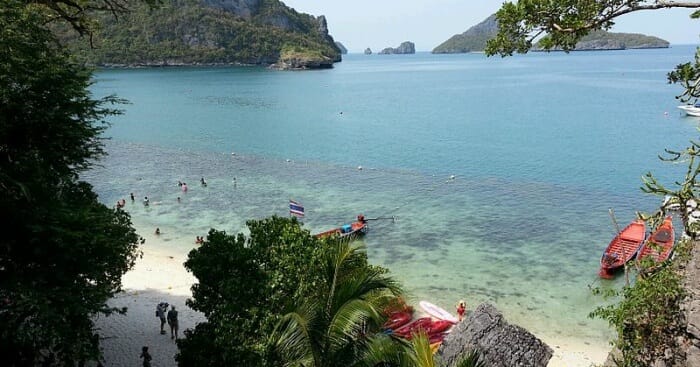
(56, 0, 341, 68)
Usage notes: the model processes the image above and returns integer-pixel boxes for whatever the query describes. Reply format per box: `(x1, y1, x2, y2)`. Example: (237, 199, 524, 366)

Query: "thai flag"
(289, 200, 304, 217)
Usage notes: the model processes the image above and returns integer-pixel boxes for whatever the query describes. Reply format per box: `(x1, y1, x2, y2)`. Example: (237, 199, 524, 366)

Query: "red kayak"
(636, 216, 675, 267)
(403, 319, 455, 340)
(392, 317, 432, 337)
(599, 219, 646, 279)
(383, 311, 412, 330)
(429, 332, 447, 344)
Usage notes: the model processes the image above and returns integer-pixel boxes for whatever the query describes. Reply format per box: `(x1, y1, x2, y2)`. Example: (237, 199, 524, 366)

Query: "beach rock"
(438, 303, 552, 367)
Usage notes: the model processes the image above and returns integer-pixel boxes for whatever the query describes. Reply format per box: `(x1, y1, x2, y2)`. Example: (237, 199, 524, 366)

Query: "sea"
(84, 46, 700, 351)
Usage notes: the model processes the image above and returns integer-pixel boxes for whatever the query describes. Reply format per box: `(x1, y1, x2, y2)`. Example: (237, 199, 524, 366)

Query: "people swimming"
(182, 183, 188, 193)
(155, 228, 161, 235)
(143, 196, 150, 206)
(200, 177, 207, 187)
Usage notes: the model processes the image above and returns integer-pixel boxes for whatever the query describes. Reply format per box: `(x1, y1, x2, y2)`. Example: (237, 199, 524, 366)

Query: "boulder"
(438, 303, 552, 367)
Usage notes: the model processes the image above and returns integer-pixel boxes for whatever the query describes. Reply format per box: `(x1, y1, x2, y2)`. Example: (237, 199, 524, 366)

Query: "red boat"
(314, 215, 367, 239)
(383, 311, 413, 330)
(392, 317, 432, 337)
(599, 219, 646, 279)
(636, 216, 675, 267)
(402, 319, 455, 340)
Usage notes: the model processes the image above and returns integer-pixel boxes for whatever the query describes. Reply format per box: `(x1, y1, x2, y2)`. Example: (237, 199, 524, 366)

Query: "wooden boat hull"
(636, 216, 675, 267)
(599, 219, 646, 278)
(314, 220, 367, 239)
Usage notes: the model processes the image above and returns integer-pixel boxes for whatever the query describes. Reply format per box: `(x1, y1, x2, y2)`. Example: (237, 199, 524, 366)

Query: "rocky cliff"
(56, 0, 342, 69)
(438, 303, 552, 367)
(335, 41, 348, 54)
(379, 41, 416, 54)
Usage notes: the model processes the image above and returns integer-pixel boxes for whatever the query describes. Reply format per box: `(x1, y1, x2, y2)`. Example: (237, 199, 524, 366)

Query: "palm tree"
(274, 240, 407, 367)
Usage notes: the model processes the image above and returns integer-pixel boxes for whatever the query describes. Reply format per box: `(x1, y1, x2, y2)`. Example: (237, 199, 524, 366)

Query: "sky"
(281, 0, 700, 52)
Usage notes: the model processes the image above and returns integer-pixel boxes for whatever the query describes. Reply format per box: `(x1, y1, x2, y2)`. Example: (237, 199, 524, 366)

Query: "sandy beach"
(96, 228, 609, 367)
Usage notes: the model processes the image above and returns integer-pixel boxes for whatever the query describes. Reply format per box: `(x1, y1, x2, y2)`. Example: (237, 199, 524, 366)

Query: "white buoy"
(286, 159, 291, 162)
(231, 152, 236, 155)
(357, 165, 363, 170)
(450, 175, 456, 180)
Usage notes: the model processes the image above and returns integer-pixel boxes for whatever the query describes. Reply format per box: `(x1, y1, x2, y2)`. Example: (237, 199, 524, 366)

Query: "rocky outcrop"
(364, 48, 372, 55)
(438, 303, 552, 367)
(335, 42, 348, 54)
(379, 41, 415, 54)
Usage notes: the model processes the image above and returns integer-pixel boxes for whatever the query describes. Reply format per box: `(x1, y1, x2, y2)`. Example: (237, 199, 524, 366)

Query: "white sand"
(95, 232, 204, 367)
(96, 229, 609, 366)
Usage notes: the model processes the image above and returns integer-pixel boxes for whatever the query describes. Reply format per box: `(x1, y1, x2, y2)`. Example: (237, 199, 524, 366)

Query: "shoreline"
(96, 224, 609, 366)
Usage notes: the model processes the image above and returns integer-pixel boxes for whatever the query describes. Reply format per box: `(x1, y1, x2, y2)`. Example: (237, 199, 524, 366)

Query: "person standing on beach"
(156, 302, 168, 334)
(456, 300, 466, 322)
(140, 346, 152, 367)
(167, 305, 179, 340)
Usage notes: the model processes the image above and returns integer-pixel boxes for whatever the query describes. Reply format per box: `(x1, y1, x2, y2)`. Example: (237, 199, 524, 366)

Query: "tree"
(0, 0, 141, 365)
(274, 240, 405, 367)
(177, 217, 328, 366)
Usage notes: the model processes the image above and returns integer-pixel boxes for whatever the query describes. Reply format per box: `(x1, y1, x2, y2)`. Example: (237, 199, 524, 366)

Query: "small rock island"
(379, 41, 416, 54)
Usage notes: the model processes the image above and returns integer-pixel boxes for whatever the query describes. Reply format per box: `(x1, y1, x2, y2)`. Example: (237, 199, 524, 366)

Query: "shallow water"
(86, 47, 700, 349)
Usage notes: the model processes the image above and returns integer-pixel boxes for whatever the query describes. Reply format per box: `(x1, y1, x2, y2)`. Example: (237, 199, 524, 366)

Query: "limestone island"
(364, 48, 373, 55)
(57, 0, 343, 70)
(379, 41, 416, 55)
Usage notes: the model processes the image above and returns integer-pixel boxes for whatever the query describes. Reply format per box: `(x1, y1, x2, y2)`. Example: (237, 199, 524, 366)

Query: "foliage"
(177, 217, 328, 366)
(455, 349, 486, 367)
(273, 240, 405, 367)
(589, 239, 689, 366)
(53, 0, 341, 66)
(642, 141, 700, 238)
(0, 0, 141, 365)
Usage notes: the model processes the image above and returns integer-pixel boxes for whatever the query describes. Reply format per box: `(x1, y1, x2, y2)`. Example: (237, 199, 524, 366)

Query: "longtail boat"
(599, 219, 646, 279)
(636, 216, 675, 268)
(314, 215, 367, 239)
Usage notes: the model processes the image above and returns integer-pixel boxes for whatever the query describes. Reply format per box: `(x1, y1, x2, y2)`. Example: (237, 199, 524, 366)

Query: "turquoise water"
(85, 47, 699, 348)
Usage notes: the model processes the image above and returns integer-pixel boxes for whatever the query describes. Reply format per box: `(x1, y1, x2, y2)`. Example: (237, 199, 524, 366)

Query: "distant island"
(55, 0, 342, 69)
(432, 14, 669, 53)
(379, 41, 416, 55)
(432, 15, 497, 54)
(364, 48, 373, 55)
(533, 30, 669, 51)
